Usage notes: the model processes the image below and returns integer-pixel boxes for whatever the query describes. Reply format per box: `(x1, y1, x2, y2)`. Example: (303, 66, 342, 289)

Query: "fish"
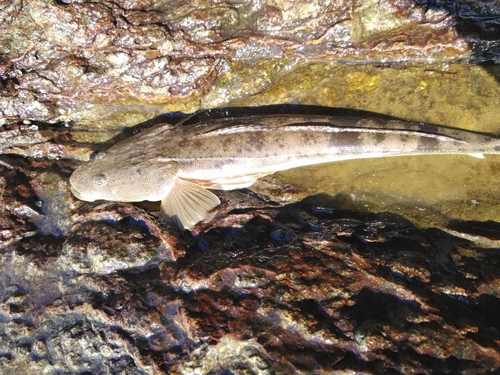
(69, 107, 500, 230)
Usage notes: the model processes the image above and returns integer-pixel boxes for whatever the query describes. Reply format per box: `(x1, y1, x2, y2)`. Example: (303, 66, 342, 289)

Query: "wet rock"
(2, 168, 500, 374)
(2, 0, 498, 124)
(1, 1, 500, 373)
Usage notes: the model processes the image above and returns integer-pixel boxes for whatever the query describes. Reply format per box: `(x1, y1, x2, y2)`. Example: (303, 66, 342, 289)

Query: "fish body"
(70, 108, 500, 229)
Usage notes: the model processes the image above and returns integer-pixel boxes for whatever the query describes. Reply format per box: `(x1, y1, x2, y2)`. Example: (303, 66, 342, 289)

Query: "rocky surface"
(2, 0, 500, 374)
(1, 0, 498, 125)
(1, 152, 500, 373)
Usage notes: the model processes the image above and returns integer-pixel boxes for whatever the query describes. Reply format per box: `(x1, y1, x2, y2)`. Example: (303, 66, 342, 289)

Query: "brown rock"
(1, 1, 500, 373)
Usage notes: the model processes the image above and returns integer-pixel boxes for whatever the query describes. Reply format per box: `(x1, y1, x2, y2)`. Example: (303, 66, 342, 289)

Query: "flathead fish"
(70, 107, 500, 230)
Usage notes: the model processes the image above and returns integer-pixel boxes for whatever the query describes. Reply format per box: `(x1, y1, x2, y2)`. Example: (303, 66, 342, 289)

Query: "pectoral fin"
(161, 178, 221, 230)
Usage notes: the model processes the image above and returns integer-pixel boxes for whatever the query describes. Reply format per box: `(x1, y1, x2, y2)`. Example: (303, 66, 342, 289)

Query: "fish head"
(70, 152, 180, 203)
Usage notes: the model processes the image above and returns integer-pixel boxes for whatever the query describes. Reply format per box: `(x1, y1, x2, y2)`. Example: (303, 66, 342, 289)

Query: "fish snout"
(69, 169, 96, 202)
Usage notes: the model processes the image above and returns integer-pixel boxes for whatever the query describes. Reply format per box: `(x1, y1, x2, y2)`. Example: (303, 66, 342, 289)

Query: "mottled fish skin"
(70, 111, 500, 230)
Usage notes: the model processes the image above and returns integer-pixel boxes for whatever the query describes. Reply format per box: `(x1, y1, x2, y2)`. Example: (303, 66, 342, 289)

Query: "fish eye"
(89, 151, 99, 160)
(95, 173, 107, 187)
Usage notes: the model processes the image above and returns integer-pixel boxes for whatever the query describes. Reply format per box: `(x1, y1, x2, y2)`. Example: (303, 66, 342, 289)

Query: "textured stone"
(1, 0, 495, 125)
(2, 163, 500, 373)
(1, 106, 500, 372)
(1, 0, 500, 373)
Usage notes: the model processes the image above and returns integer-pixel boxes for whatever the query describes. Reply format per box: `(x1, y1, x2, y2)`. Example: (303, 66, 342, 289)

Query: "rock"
(2, 0, 500, 373)
(1, 177, 500, 373)
(1, 0, 497, 125)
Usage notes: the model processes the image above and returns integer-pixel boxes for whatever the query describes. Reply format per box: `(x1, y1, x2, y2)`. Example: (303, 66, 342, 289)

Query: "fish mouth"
(69, 168, 95, 202)
(69, 184, 95, 202)
(69, 185, 83, 200)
